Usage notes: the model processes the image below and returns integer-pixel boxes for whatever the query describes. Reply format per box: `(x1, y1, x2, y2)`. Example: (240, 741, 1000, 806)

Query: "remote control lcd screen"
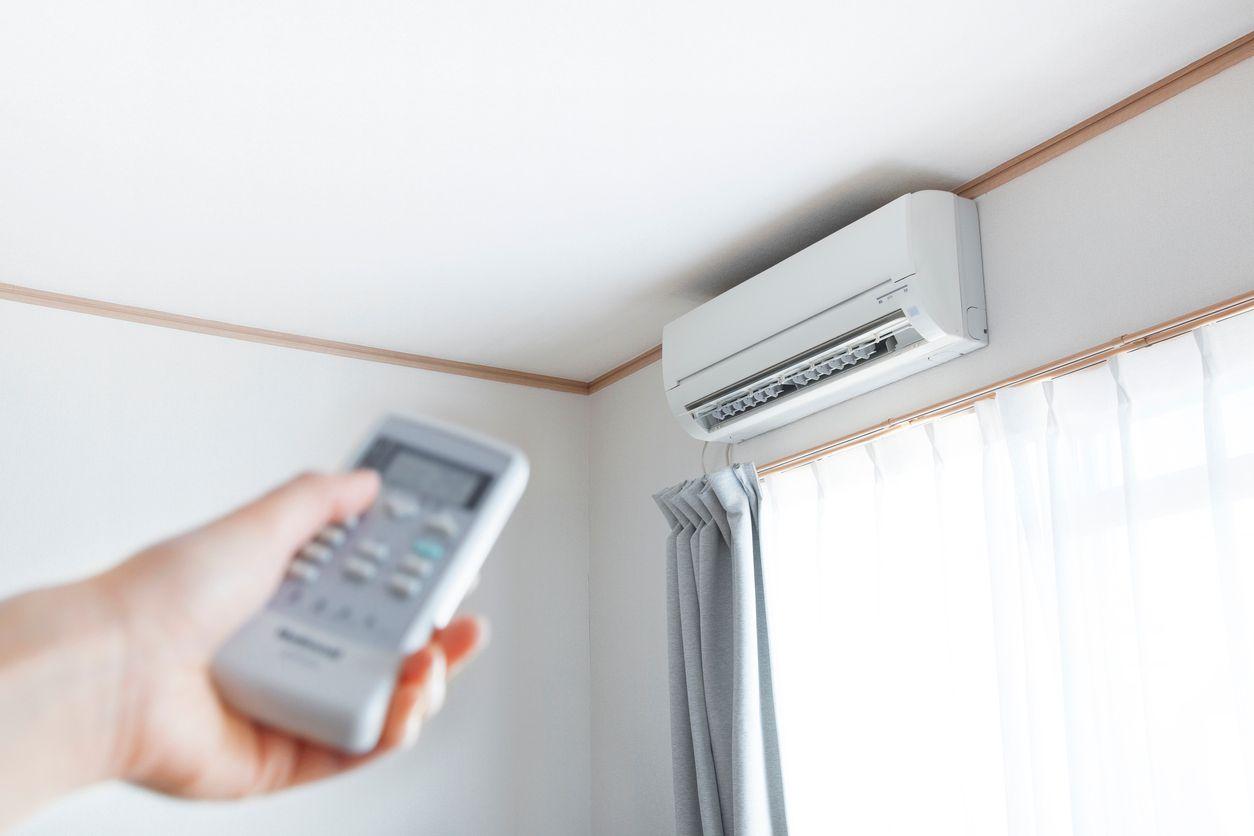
(360, 438, 491, 509)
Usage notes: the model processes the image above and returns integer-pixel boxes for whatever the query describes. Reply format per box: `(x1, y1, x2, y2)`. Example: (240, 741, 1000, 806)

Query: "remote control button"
(388, 574, 423, 599)
(399, 554, 435, 577)
(356, 539, 390, 562)
(412, 538, 446, 562)
(287, 560, 320, 583)
(385, 492, 420, 520)
(343, 556, 377, 582)
(299, 542, 335, 564)
(316, 525, 348, 547)
(425, 513, 459, 539)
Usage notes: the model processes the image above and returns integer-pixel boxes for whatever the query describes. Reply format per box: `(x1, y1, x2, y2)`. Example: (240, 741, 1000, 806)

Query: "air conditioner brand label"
(277, 627, 343, 660)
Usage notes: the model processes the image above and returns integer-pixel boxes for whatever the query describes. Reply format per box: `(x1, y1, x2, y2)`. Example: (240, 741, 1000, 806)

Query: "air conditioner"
(663, 191, 987, 442)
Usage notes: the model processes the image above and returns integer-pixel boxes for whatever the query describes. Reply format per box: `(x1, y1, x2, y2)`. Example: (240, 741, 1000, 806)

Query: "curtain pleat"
(656, 465, 789, 836)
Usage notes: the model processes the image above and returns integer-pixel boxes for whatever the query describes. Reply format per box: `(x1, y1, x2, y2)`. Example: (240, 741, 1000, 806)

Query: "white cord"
(700, 440, 737, 475)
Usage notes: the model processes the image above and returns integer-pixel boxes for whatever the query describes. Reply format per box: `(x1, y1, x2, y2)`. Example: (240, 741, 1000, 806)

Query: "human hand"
(0, 471, 488, 825)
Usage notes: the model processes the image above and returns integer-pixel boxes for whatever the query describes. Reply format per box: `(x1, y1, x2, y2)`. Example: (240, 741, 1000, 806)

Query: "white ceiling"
(1, 3, 1250, 380)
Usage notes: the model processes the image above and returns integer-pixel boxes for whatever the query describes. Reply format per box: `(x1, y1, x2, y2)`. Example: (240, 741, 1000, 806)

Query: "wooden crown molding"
(0, 283, 591, 395)
(2, 32, 1250, 396)
(587, 345, 664, 394)
(954, 29, 1254, 198)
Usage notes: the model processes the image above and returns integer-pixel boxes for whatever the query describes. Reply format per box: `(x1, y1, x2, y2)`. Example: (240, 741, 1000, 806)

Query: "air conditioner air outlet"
(692, 326, 922, 431)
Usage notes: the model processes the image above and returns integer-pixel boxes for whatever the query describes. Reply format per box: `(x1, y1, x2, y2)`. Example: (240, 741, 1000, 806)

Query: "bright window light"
(761, 312, 1254, 835)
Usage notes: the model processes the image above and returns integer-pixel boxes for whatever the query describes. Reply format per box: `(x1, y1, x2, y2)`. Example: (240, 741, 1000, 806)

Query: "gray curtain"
(654, 464, 788, 836)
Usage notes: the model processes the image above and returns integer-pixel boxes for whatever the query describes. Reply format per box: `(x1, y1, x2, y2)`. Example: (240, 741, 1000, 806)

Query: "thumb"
(105, 470, 381, 645)
(219, 470, 382, 569)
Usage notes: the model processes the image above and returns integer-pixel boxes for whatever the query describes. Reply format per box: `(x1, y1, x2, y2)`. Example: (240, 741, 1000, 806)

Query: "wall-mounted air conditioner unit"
(663, 191, 987, 442)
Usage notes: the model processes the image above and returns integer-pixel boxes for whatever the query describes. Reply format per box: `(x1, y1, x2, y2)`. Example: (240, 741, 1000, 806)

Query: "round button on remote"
(356, 539, 390, 562)
(399, 554, 435, 577)
(425, 513, 459, 539)
(299, 542, 335, 564)
(388, 574, 422, 599)
(412, 539, 446, 562)
(287, 560, 320, 583)
(316, 525, 348, 547)
(384, 492, 420, 520)
(343, 557, 377, 582)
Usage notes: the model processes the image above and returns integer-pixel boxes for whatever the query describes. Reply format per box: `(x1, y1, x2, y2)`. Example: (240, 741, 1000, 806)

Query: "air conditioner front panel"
(672, 277, 904, 403)
(662, 190, 987, 443)
(662, 196, 915, 386)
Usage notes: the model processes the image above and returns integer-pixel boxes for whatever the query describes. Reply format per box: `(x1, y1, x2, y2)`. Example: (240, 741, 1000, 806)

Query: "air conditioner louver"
(689, 311, 920, 431)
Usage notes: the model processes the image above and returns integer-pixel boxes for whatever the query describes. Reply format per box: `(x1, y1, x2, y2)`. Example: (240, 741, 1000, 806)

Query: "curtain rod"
(758, 287, 1254, 478)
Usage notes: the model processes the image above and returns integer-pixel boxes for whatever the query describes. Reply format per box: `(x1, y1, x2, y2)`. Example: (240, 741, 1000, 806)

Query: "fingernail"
(425, 650, 448, 719)
(403, 712, 423, 747)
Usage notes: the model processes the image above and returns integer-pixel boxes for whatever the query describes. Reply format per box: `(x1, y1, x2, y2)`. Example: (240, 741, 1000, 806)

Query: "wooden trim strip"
(585, 31, 1254, 390)
(590, 344, 663, 393)
(0, 283, 591, 395)
(3, 35, 1249, 394)
(587, 345, 663, 393)
(955, 30, 1254, 198)
(757, 287, 1254, 477)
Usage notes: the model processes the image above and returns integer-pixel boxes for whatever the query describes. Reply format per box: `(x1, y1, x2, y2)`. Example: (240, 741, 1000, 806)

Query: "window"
(761, 311, 1254, 835)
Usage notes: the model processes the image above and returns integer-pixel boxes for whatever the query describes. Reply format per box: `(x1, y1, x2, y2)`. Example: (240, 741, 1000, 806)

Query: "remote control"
(212, 415, 528, 754)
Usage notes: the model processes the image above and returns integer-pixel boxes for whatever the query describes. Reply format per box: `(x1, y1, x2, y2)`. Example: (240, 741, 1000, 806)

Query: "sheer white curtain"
(761, 310, 1254, 836)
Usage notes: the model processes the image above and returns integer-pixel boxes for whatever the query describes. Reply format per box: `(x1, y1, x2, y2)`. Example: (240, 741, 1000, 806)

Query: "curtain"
(655, 465, 789, 836)
(760, 310, 1254, 836)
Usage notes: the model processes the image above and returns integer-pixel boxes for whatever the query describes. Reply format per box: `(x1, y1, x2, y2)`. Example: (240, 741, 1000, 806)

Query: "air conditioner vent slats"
(690, 312, 921, 430)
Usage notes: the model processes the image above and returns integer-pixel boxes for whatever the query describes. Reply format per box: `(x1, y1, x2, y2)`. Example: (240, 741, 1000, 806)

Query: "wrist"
(0, 579, 128, 825)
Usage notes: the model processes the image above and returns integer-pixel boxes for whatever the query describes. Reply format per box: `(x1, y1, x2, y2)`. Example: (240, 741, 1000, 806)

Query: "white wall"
(588, 58, 1254, 834)
(0, 303, 592, 836)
